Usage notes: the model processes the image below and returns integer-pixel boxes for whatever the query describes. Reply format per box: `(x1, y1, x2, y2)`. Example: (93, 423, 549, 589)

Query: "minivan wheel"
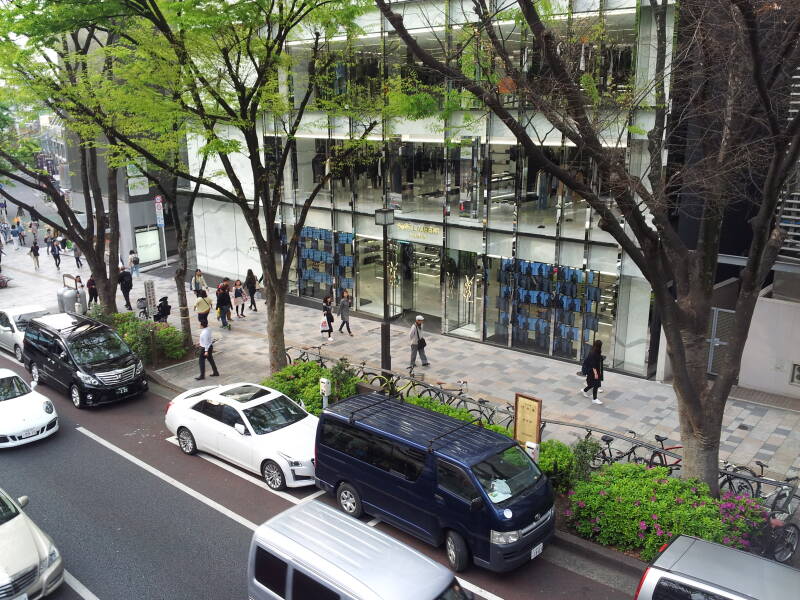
(445, 530, 470, 572)
(774, 523, 800, 563)
(177, 427, 197, 455)
(13, 345, 22, 362)
(70, 384, 85, 409)
(336, 483, 363, 518)
(262, 460, 287, 491)
(30, 363, 42, 385)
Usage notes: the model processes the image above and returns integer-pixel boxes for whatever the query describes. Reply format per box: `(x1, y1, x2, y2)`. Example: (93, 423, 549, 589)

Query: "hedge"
(87, 306, 188, 363)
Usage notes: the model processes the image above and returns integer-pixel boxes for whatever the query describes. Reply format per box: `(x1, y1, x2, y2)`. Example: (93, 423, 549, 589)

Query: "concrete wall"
(739, 289, 800, 398)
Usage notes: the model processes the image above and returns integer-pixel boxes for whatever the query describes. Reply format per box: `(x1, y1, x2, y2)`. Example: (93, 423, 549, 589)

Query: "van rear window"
(321, 420, 425, 481)
(653, 579, 728, 600)
(292, 569, 339, 600)
(254, 547, 287, 596)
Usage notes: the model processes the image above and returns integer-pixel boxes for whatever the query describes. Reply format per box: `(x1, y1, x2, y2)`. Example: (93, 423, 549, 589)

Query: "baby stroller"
(154, 296, 171, 323)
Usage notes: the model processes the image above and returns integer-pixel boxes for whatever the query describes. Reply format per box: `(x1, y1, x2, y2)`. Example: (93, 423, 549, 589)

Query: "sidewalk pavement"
(3, 247, 800, 479)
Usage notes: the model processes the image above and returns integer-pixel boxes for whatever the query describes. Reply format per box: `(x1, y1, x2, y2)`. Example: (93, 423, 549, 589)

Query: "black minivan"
(23, 313, 148, 408)
(315, 393, 555, 573)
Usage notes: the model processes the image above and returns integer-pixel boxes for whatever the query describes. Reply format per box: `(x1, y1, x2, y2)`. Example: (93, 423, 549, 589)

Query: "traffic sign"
(155, 201, 164, 227)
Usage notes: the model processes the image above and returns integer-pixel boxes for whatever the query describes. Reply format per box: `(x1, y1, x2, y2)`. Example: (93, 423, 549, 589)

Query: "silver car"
(0, 306, 49, 362)
(635, 535, 800, 600)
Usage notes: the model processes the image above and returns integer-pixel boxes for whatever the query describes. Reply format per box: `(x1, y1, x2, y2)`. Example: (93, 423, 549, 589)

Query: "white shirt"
(199, 327, 213, 351)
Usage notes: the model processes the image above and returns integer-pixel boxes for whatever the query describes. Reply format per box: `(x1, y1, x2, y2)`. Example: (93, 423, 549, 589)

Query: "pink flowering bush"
(566, 463, 766, 561)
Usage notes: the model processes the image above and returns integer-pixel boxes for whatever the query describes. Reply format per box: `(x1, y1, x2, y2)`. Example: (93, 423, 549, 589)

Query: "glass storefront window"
(485, 256, 512, 345)
(486, 144, 517, 231)
(518, 147, 561, 236)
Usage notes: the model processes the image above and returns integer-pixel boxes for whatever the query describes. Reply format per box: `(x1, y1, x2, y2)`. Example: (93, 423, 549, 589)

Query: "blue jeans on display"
(410, 344, 428, 367)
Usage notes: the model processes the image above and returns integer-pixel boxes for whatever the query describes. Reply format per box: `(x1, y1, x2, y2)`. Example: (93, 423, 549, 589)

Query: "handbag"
(320, 317, 328, 331)
(418, 337, 427, 349)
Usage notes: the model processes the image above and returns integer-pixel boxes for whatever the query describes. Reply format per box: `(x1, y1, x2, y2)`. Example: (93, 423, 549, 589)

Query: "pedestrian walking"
(244, 269, 258, 311)
(29, 241, 40, 270)
(233, 280, 247, 319)
(87, 276, 99, 306)
(118, 266, 133, 310)
(73, 244, 83, 269)
(9, 224, 19, 250)
(195, 320, 219, 380)
(128, 249, 140, 276)
(17, 224, 26, 246)
(409, 315, 430, 368)
(337, 290, 353, 336)
(216, 282, 232, 329)
(581, 340, 605, 405)
(0, 221, 9, 244)
(194, 289, 212, 327)
(50, 240, 61, 268)
(320, 296, 334, 341)
(30, 220, 38, 242)
(191, 269, 207, 295)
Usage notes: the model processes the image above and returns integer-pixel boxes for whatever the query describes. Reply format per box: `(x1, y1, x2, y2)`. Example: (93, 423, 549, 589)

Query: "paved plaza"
(3, 245, 800, 479)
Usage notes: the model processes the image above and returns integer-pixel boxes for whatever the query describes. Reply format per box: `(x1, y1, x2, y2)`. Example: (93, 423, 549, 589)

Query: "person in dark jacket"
(118, 266, 133, 310)
(244, 269, 258, 311)
(581, 340, 605, 405)
(321, 296, 334, 341)
(216, 283, 232, 330)
(50, 240, 61, 269)
(337, 290, 353, 336)
(87, 276, 99, 306)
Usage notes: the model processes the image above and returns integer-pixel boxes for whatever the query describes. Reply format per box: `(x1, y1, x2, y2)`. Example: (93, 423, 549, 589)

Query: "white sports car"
(0, 369, 58, 448)
(165, 383, 318, 490)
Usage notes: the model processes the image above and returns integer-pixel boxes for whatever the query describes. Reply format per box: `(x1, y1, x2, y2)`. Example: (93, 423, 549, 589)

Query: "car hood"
(0, 391, 52, 433)
(252, 414, 319, 460)
(489, 476, 554, 531)
(0, 514, 45, 578)
(83, 353, 137, 373)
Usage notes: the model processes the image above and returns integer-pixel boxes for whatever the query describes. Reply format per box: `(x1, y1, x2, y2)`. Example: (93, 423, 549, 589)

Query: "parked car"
(314, 393, 555, 573)
(634, 535, 800, 600)
(0, 369, 58, 448)
(22, 313, 148, 409)
(0, 306, 49, 361)
(249, 500, 472, 600)
(0, 488, 64, 598)
(165, 383, 318, 490)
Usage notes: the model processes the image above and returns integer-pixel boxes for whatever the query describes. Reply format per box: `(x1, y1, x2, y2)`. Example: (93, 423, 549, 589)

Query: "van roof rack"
(426, 418, 482, 452)
(346, 393, 397, 424)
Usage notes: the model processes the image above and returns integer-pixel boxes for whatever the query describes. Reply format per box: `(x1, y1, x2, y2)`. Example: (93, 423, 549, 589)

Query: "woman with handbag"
(321, 296, 334, 341)
(233, 279, 247, 319)
(409, 315, 430, 368)
(194, 290, 212, 326)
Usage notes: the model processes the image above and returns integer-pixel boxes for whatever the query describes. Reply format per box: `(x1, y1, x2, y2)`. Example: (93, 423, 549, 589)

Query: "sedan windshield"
(0, 376, 31, 402)
(472, 445, 542, 505)
(243, 395, 307, 435)
(69, 329, 132, 365)
(0, 492, 20, 526)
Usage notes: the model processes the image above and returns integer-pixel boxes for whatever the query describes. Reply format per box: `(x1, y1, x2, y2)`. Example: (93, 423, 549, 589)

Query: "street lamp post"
(374, 207, 395, 372)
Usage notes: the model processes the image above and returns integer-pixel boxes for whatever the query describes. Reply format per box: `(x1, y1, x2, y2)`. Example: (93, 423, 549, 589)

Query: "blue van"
(314, 393, 555, 573)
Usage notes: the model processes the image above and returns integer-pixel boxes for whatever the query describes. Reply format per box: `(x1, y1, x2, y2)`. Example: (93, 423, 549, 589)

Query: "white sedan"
(165, 383, 318, 490)
(0, 306, 49, 362)
(0, 488, 64, 598)
(0, 369, 58, 448)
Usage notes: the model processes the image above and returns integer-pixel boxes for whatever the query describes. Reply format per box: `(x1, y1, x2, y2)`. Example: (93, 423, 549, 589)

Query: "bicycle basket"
(136, 298, 147, 309)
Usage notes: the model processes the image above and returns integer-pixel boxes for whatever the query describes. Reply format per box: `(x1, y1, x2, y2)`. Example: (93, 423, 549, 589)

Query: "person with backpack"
(581, 340, 605, 405)
(128, 249, 140, 276)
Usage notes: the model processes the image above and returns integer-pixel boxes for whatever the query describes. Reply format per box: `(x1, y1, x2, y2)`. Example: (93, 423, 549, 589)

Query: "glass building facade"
(191, 0, 662, 376)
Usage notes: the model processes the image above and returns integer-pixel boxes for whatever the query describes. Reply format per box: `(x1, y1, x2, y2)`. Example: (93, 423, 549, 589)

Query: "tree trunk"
(265, 282, 287, 375)
(174, 236, 192, 348)
(677, 400, 723, 496)
(96, 275, 118, 314)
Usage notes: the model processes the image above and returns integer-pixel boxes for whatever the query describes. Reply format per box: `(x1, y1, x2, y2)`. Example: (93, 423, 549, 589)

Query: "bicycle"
(647, 434, 682, 474)
(434, 379, 469, 406)
(589, 430, 645, 470)
(718, 459, 757, 497)
(750, 476, 800, 563)
(465, 398, 514, 429)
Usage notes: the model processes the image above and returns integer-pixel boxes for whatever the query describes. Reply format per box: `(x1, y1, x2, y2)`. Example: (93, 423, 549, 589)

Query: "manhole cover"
(737, 424, 750, 431)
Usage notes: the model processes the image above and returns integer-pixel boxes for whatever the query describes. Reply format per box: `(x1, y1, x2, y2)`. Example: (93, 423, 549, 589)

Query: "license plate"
(117, 387, 128, 394)
(531, 543, 543, 560)
(14, 594, 29, 600)
(19, 428, 38, 438)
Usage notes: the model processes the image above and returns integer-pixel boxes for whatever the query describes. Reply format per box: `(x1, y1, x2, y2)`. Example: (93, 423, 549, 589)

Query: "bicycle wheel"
(368, 374, 390, 392)
(627, 448, 645, 464)
(649, 451, 667, 469)
(590, 450, 610, 471)
(721, 466, 756, 497)
(773, 524, 800, 563)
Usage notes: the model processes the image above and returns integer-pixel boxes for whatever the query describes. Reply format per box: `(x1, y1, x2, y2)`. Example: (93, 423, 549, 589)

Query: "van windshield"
(69, 329, 132, 365)
(471, 445, 541, 505)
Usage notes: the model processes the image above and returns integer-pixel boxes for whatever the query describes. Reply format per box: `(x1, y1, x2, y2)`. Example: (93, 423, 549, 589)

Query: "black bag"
(418, 337, 427, 349)
(132, 256, 140, 265)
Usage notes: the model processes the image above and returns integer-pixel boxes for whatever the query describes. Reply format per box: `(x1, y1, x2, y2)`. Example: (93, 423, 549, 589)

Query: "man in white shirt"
(196, 321, 220, 380)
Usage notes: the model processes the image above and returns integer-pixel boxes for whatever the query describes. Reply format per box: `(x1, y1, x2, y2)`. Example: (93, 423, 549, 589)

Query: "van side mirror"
(469, 497, 483, 512)
(234, 423, 248, 436)
(17, 495, 29, 508)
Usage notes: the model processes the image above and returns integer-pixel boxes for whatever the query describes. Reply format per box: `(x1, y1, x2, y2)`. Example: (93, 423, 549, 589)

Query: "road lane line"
(77, 427, 259, 531)
(90, 428, 505, 600)
(164, 436, 302, 504)
(64, 570, 101, 600)
(297, 489, 326, 504)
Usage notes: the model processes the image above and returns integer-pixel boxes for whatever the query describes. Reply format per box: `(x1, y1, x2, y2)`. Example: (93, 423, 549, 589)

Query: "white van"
(248, 501, 473, 600)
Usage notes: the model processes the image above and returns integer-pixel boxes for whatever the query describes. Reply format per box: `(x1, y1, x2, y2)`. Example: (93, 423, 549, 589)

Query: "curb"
(552, 529, 647, 579)
(147, 370, 187, 394)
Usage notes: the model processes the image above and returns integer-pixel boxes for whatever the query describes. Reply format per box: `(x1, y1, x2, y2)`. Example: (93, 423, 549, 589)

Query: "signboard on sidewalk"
(513, 393, 543, 446)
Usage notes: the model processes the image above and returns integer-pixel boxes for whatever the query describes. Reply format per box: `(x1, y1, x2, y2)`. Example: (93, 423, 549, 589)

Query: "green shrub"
(566, 463, 766, 561)
(571, 437, 602, 483)
(93, 312, 187, 364)
(329, 358, 359, 400)
(403, 396, 513, 438)
(155, 325, 187, 360)
(538, 440, 576, 494)
(87, 304, 113, 326)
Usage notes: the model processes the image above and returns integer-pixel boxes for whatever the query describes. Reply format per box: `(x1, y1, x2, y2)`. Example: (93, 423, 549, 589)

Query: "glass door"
(444, 249, 482, 339)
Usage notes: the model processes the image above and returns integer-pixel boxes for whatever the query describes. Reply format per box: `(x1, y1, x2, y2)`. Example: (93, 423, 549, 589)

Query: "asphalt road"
(0, 356, 632, 600)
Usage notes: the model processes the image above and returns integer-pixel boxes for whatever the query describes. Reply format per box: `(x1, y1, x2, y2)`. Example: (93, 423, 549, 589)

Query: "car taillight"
(634, 567, 649, 600)
(658, 543, 669, 553)
(165, 401, 173, 414)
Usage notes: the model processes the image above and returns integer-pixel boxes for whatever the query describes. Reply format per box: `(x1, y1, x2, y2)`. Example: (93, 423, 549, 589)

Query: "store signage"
(395, 222, 442, 242)
(514, 393, 543, 446)
(135, 229, 161, 263)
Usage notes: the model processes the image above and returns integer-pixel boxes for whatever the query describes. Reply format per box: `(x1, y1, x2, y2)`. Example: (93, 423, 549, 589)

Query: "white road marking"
(77, 427, 259, 531)
(86, 428, 505, 600)
(164, 436, 301, 505)
(297, 489, 326, 504)
(64, 570, 101, 600)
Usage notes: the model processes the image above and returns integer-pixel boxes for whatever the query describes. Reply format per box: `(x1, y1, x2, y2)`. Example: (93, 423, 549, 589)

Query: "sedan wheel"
(70, 384, 85, 409)
(262, 460, 286, 491)
(177, 427, 197, 455)
(13, 345, 22, 362)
